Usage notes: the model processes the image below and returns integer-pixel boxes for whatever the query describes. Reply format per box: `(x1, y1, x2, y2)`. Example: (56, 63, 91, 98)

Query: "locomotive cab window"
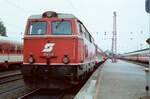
(28, 21, 47, 35)
(52, 20, 72, 35)
(77, 22, 84, 37)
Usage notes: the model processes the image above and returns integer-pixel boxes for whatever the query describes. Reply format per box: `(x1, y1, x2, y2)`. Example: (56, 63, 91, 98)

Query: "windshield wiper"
(56, 19, 64, 29)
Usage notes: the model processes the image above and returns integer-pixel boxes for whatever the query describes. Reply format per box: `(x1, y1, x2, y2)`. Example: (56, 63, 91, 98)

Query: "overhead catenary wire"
(65, 0, 83, 20)
(0, 0, 29, 33)
(65, 0, 96, 33)
(2, 0, 28, 14)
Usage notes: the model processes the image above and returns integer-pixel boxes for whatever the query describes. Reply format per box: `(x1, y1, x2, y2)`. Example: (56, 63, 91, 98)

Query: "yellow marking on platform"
(93, 66, 104, 99)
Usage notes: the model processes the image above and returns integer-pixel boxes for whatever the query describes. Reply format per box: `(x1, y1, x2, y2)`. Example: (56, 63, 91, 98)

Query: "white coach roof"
(0, 36, 22, 45)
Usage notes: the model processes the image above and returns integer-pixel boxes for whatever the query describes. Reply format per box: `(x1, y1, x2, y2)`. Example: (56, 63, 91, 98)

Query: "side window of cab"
(81, 25, 87, 39)
(77, 22, 83, 37)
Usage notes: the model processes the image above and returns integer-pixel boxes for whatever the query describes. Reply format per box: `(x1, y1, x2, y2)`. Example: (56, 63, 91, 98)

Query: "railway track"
(17, 62, 104, 99)
(0, 84, 25, 95)
(18, 89, 65, 99)
(0, 71, 22, 84)
(16, 74, 91, 99)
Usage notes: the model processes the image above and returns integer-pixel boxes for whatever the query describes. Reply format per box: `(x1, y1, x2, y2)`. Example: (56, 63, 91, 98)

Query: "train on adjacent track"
(120, 48, 149, 64)
(21, 11, 106, 89)
(0, 36, 23, 70)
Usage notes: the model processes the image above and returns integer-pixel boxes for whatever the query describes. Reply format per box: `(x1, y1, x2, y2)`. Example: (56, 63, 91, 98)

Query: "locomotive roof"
(29, 13, 78, 19)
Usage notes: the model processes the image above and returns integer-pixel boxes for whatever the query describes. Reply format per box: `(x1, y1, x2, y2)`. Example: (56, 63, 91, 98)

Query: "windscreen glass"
(52, 21, 72, 35)
(28, 22, 47, 35)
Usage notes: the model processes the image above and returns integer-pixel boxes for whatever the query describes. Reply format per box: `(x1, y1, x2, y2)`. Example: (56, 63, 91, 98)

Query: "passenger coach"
(22, 11, 103, 89)
(0, 36, 23, 70)
(121, 48, 149, 64)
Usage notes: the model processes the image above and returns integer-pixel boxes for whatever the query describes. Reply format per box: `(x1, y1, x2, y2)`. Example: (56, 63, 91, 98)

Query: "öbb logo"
(42, 42, 55, 53)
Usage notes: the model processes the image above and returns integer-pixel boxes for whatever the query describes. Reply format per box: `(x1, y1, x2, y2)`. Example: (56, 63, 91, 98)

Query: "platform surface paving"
(97, 60, 147, 99)
(75, 59, 147, 99)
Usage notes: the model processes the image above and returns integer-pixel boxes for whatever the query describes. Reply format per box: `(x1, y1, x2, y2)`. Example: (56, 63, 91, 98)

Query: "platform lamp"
(145, 0, 150, 96)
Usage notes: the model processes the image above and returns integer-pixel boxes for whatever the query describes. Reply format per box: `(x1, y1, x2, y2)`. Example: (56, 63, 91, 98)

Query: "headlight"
(29, 57, 34, 64)
(42, 11, 58, 18)
(28, 54, 35, 64)
(62, 55, 70, 64)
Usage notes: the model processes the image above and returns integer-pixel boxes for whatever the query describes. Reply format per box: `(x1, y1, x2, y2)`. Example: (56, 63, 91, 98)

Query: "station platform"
(75, 59, 147, 99)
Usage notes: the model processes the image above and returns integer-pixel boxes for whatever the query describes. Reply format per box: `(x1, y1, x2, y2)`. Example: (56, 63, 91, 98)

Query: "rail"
(18, 89, 65, 99)
(0, 72, 22, 84)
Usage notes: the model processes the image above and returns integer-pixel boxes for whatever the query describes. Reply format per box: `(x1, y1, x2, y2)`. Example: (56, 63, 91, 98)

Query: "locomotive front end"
(22, 11, 82, 89)
(21, 11, 101, 89)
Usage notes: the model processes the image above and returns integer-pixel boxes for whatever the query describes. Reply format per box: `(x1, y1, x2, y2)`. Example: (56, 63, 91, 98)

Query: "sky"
(0, 0, 149, 54)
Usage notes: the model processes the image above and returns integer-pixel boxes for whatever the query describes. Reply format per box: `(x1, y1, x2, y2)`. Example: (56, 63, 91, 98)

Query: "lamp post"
(145, 0, 150, 96)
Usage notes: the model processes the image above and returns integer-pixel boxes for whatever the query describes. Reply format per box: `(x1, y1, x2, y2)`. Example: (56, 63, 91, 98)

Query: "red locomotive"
(121, 48, 149, 64)
(0, 36, 23, 70)
(21, 11, 105, 89)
